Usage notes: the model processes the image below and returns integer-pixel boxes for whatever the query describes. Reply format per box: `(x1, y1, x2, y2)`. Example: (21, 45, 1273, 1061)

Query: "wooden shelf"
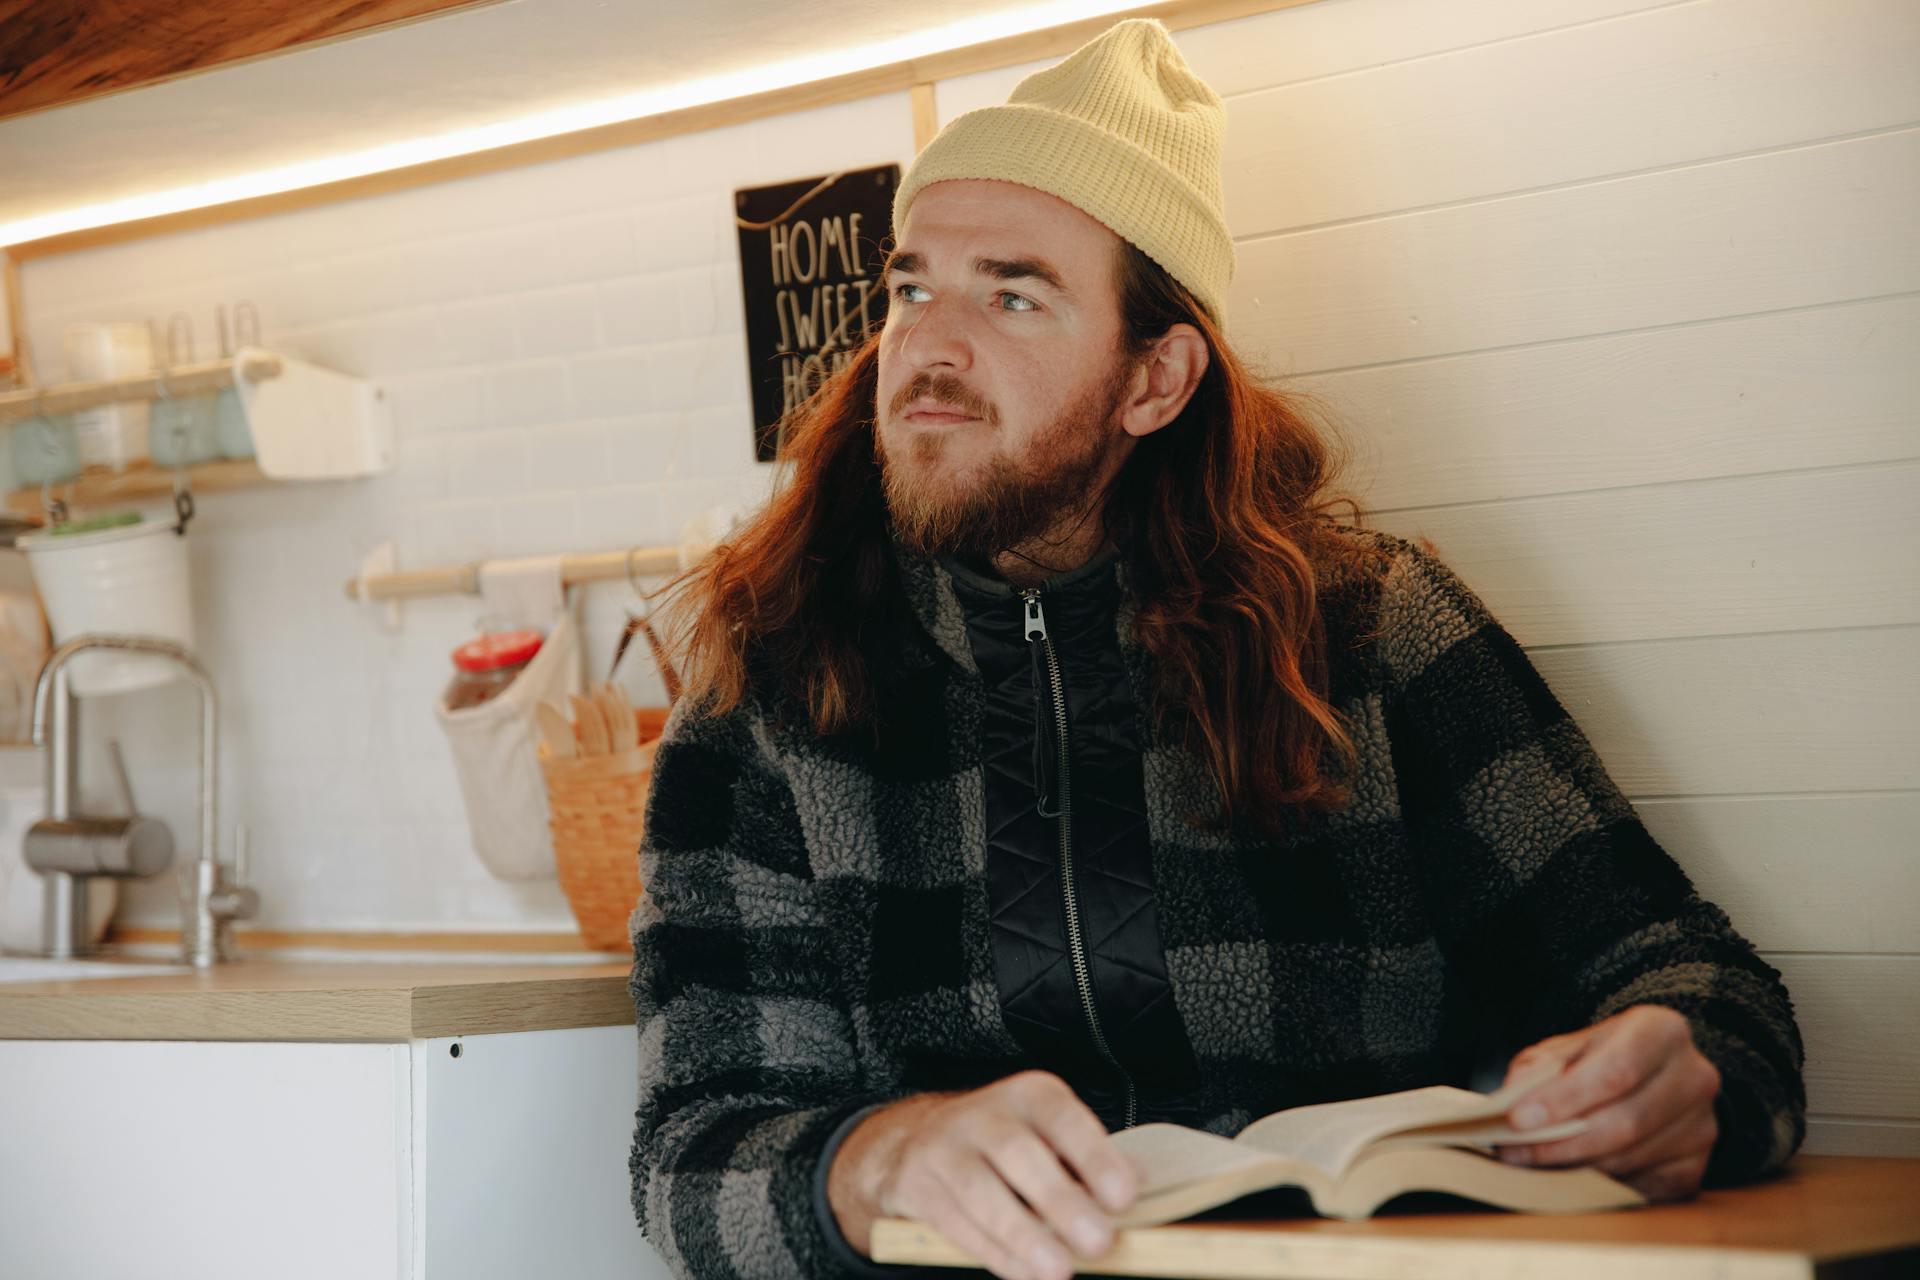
(0, 353, 281, 426)
(5, 457, 271, 519)
(1, 346, 392, 483)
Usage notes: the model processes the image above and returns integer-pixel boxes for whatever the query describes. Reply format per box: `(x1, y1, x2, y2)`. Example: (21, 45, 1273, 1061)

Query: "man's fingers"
(1019, 1080, 1138, 1213)
(933, 1152, 1075, 1280)
(1508, 1010, 1681, 1131)
(1503, 1031, 1584, 1087)
(981, 1124, 1117, 1260)
(1592, 1103, 1718, 1180)
(1508, 1048, 1681, 1164)
(889, 1156, 1031, 1280)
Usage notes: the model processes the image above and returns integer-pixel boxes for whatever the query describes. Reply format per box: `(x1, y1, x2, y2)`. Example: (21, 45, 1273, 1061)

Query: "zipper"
(1021, 587, 1139, 1131)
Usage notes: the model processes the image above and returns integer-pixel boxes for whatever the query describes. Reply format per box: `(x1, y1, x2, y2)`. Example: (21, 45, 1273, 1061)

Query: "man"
(627, 19, 1805, 1280)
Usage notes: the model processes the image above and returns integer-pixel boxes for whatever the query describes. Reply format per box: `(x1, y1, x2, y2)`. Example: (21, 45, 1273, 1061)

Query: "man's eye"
(891, 282, 929, 302)
(998, 292, 1038, 313)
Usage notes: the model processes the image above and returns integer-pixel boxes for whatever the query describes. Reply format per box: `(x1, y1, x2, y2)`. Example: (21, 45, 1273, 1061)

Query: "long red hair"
(650, 243, 1392, 839)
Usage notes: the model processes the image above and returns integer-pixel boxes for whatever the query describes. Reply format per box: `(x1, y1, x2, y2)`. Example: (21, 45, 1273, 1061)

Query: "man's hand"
(1496, 1003, 1722, 1202)
(826, 1070, 1139, 1280)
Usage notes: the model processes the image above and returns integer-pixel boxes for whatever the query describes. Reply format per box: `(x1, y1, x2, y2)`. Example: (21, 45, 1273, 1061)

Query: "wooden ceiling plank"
(0, 0, 512, 122)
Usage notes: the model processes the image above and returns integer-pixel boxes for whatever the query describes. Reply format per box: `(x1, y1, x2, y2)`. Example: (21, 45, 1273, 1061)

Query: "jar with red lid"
(443, 628, 544, 710)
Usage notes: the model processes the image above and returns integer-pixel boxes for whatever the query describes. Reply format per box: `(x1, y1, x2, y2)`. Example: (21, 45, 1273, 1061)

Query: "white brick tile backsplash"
(674, 406, 758, 478)
(567, 347, 650, 419)
(518, 420, 610, 493)
(495, 493, 581, 555)
(385, 367, 491, 436)
(415, 496, 503, 564)
(641, 335, 744, 410)
(511, 285, 602, 358)
(633, 192, 732, 274)
(472, 213, 640, 294)
(574, 484, 666, 552)
(675, 263, 742, 339)
(340, 238, 481, 315)
(600, 412, 679, 480)
(436, 297, 522, 364)
(596, 275, 684, 347)
(391, 435, 448, 502)
(486, 358, 571, 429)
(443, 428, 529, 499)
(323, 308, 454, 377)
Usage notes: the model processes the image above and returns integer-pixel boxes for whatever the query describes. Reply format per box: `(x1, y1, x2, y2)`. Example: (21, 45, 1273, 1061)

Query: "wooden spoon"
(601, 682, 638, 752)
(536, 699, 576, 758)
(570, 692, 611, 755)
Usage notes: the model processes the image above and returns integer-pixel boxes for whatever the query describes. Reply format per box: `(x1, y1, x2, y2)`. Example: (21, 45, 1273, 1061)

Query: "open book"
(1109, 1062, 1645, 1225)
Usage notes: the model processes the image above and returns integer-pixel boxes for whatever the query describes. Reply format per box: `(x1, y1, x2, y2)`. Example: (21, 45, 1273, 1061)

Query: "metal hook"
(232, 301, 261, 351)
(166, 312, 194, 367)
(152, 371, 172, 401)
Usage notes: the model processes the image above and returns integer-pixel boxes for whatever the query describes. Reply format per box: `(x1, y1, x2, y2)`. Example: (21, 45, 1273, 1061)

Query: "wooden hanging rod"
(344, 544, 689, 603)
(0, 353, 283, 426)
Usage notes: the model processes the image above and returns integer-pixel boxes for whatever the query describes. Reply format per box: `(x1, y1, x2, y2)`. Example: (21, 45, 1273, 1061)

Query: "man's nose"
(897, 295, 972, 372)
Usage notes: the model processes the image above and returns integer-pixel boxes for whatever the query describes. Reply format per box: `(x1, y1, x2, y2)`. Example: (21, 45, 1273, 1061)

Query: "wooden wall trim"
(9, 0, 1316, 262)
(911, 82, 940, 154)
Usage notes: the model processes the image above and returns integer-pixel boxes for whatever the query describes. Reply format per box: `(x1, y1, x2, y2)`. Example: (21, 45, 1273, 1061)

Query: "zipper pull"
(1023, 590, 1048, 643)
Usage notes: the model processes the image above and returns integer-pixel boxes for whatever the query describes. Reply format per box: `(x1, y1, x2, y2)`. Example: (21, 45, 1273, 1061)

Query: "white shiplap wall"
(936, 0, 1920, 1156)
(8, 0, 1914, 1154)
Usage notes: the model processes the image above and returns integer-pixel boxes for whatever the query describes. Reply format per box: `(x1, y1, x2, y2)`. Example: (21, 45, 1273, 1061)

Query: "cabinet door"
(0, 1039, 408, 1279)
(414, 1024, 671, 1278)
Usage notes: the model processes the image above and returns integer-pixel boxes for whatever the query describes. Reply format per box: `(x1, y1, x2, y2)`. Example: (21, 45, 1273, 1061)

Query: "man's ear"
(1117, 325, 1209, 439)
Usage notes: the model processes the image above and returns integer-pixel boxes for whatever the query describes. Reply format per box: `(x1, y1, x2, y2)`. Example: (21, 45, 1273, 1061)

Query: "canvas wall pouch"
(433, 557, 583, 881)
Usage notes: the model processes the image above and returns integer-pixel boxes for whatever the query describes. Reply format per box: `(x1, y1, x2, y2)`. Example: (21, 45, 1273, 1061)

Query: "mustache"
(888, 372, 1000, 424)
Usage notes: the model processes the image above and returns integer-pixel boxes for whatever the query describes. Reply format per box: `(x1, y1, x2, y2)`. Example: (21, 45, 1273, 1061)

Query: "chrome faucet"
(25, 633, 257, 967)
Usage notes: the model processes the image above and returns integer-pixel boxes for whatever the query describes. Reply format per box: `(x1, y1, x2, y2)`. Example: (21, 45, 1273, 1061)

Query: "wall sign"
(734, 164, 898, 462)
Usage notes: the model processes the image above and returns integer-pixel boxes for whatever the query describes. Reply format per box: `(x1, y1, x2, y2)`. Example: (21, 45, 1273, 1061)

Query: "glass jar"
(10, 411, 82, 485)
(148, 390, 220, 466)
(442, 628, 544, 710)
(213, 386, 254, 458)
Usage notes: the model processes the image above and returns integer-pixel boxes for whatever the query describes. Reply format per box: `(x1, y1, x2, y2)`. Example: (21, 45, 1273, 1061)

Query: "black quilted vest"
(939, 546, 1205, 1131)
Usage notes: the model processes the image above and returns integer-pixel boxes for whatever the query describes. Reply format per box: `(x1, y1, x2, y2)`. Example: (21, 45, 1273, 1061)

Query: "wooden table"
(869, 1155, 1920, 1279)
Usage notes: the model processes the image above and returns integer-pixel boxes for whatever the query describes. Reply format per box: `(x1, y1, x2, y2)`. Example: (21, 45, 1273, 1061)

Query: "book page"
(1233, 1060, 1574, 1180)
(1109, 1123, 1289, 1197)
(1324, 1144, 1643, 1220)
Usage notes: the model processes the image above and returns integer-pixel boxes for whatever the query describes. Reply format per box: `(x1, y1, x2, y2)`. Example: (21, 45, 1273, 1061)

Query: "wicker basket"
(538, 705, 672, 953)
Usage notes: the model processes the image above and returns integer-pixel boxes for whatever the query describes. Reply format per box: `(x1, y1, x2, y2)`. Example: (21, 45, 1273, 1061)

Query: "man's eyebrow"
(975, 256, 1069, 294)
(880, 250, 1070, 295)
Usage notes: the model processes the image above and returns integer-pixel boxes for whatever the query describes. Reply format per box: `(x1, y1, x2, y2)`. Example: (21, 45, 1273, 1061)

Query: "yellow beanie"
(893, 18, 1233, 326)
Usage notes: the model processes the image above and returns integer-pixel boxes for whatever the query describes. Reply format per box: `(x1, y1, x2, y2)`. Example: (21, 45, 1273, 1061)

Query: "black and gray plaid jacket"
(627, 522, 1806, 1279)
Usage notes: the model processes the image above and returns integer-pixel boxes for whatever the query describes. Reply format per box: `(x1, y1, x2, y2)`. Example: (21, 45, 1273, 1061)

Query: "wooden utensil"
(536, 699, 576, 758)
(570, 692, 611, 755)
(598, 682, 637, 752)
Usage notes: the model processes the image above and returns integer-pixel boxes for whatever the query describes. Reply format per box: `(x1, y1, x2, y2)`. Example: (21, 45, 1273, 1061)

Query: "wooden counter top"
(873, 1154, 1920, 1279)
(0, 958, 634, 1042)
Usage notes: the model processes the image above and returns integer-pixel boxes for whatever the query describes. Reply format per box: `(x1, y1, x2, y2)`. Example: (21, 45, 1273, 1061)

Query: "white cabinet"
(0, 1025, 674, 1279)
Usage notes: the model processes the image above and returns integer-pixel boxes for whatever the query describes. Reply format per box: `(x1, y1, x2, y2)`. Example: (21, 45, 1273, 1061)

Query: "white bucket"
(16, 514, 195, 696)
